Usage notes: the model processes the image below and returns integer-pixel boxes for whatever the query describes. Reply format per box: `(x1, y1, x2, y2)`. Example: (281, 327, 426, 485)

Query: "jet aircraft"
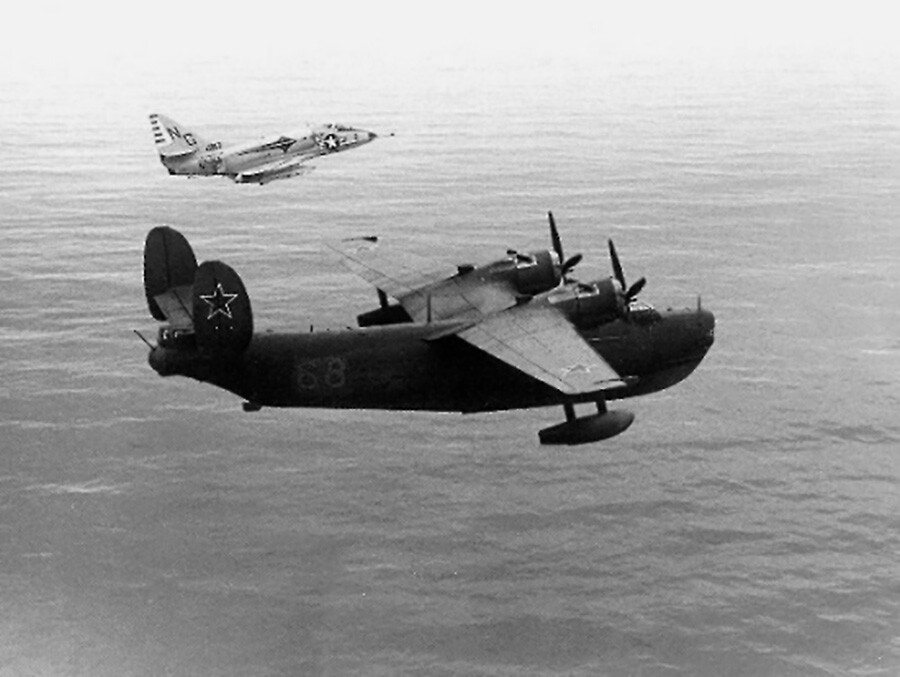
(149, 113, 378, 184)
(140, 214, 715, 444)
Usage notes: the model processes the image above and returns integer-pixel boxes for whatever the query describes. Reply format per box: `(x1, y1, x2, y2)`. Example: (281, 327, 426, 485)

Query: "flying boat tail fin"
(143, 226, 198, 323)
(149, 113, 210, 158)
(191, 261, 253, 355)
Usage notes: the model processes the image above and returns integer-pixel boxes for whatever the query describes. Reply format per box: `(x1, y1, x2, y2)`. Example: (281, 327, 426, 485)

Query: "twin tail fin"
(143, 226, 253, 354)
(192, 261, 253, 353)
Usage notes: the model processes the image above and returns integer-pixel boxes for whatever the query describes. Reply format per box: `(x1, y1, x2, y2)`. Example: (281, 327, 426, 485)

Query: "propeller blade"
(608, 239, 626, 289)
(625, 277, 646, 300)
(561, 253, 583, 275)
(548, 211, 563, 262)
(549, 212, 584, 282)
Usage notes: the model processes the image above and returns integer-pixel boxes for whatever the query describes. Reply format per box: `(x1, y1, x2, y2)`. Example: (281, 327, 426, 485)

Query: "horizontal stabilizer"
(144, 226, 198, 322)
(192, 261, 253, 354)
(153, 286, 193, 328)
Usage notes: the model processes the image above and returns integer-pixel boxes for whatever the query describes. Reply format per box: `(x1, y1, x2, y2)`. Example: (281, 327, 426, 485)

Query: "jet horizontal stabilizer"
(158, 147, 198, 159)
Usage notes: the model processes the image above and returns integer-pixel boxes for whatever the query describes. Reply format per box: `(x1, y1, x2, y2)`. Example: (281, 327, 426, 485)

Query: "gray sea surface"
(2, 48, 899, 675)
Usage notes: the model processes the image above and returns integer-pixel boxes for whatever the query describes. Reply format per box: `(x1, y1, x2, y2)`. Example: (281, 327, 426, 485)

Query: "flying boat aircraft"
(149, 113, 378, 184)
(139, 214, 715, 444)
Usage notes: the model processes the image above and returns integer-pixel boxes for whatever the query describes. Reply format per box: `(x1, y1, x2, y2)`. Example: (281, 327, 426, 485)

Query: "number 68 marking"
(297, 357, 347, 390)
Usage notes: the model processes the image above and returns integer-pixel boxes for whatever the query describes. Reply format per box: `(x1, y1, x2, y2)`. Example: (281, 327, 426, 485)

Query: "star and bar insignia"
(320, 133, 340, 151)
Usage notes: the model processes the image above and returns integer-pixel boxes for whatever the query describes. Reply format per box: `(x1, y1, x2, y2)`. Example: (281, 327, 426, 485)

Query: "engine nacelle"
(513, 250, 561, 296)
(554, 278, 625, 328)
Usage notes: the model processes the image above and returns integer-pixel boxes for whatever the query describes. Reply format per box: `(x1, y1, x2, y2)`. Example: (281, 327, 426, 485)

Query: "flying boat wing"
(329, 239, 522, 323)
(449, 301, 627, 395)
(330, 238, 452, 297)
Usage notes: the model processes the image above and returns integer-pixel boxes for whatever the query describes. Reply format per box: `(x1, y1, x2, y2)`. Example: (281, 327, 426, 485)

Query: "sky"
(2, 0, 897, 84)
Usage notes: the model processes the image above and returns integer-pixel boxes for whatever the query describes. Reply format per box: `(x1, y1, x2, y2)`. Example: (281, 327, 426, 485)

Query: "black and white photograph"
(2, 1, 898, 674)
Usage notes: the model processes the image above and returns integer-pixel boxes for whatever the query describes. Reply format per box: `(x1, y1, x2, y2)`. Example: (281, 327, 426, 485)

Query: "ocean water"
(2, 47, 899, 676)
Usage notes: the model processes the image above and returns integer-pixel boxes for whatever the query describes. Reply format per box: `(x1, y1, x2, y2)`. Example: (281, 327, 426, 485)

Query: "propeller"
(608, 239, 646, 301)
(548, 211, 582, 279)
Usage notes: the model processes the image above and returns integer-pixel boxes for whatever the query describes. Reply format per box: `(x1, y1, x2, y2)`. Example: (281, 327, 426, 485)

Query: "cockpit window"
(630, 305, 661, 324)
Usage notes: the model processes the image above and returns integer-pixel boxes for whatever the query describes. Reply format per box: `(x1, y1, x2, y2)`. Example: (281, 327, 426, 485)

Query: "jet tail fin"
(149, 113, 210, 158)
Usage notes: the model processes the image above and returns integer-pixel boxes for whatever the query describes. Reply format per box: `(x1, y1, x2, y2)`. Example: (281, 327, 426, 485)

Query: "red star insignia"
(199, 283, 238, 320)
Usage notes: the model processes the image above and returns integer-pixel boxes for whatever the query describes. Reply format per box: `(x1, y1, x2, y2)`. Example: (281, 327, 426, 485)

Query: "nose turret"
(668, 305, 715, 359)
(696, 306, 715, 351)
(648, 304, 715, 374)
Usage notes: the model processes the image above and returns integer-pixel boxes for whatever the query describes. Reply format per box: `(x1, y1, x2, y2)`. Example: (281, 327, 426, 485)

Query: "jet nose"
(343, 128, 377, 146)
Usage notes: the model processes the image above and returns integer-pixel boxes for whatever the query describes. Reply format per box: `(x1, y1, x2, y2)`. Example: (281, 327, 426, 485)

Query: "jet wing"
(329, 239, 521, 323)
(234, 156, 315, 184)
(454, 302, 627, 395)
